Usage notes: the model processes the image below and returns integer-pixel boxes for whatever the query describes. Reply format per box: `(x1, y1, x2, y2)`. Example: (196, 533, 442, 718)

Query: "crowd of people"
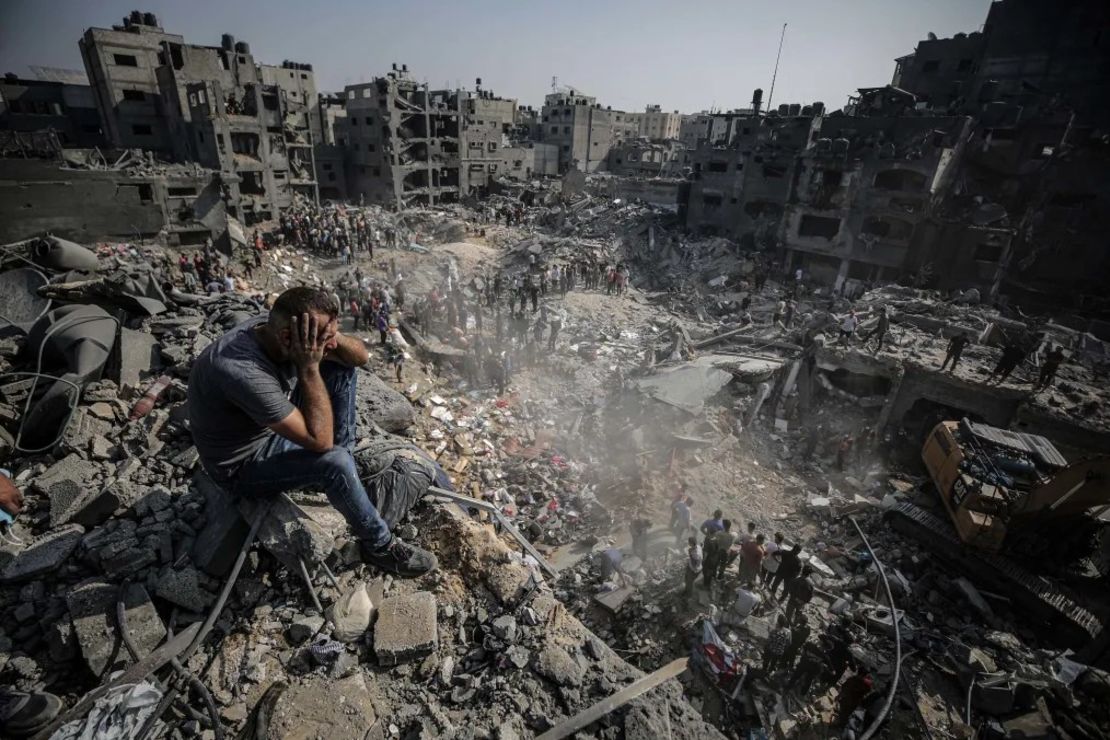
(276, 203, 408, 260)
(661, 494, 878, 725)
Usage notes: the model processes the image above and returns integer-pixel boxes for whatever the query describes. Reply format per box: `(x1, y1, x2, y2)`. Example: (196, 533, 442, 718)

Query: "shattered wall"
(0, 158, 225, 245)
(781, 115, 972, 290)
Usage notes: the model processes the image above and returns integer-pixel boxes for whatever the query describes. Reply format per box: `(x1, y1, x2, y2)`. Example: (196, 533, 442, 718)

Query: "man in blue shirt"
(700, 509, 724, 537)
(670, 495, 693, 546)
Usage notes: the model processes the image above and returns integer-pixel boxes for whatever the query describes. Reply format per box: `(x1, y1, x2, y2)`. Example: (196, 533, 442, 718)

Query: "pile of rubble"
(0, 227, 732, 739)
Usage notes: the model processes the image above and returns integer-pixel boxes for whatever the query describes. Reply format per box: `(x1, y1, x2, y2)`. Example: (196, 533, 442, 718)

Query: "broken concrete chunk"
(59, 408, 115, 456)
(374, 591, 438, 666)
(113, 326, 161, 392)
(155, 566, 215, 612)
(37, 454, 101, 525)
(532, 643, 585, 687)
(287, 615, 325, 645)
(264, 674, 377, 740)
(0, 524, 84, 583)
(50, 479, 130, 529)
(362, 371, 416, 432)
(241, 493, 344, 571)
(67, 580, 166, 676)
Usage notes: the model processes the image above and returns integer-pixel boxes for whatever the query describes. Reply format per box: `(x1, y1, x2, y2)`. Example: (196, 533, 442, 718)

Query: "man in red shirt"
(739, 533, 766, 586)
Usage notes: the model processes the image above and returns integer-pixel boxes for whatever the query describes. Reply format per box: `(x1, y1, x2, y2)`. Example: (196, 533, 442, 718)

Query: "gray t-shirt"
(188, 315, 297, 482)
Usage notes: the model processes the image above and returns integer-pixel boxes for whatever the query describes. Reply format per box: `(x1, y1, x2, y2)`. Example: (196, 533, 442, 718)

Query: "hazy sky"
(0, 0, 991, 113)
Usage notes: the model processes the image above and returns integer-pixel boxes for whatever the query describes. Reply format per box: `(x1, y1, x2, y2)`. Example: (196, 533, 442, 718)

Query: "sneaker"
(0, 690, 63, 737)
(362, 536, 438, 578)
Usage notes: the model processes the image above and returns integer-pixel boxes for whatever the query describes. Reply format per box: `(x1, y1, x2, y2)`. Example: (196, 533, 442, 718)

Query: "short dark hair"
(270, 287, 338, 326)
(713, 509, 723, 518)
(722, 519, 732, 530)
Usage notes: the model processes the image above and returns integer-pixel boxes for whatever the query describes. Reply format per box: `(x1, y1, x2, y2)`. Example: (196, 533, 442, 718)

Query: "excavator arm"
(1011, 457, 1110, 521)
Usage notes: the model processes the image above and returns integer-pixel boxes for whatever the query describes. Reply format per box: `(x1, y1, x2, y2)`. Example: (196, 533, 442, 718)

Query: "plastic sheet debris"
(51, 680, 162, 740)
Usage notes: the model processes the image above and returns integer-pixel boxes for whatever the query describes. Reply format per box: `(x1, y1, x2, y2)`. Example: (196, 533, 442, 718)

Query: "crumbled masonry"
(2, 3, 1110, 736)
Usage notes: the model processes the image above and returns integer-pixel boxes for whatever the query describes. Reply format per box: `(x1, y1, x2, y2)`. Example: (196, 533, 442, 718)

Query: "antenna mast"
(767, 23, 787, 110)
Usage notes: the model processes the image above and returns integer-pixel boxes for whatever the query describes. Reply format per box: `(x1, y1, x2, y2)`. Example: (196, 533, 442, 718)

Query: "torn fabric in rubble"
(51, 680, 162, 740)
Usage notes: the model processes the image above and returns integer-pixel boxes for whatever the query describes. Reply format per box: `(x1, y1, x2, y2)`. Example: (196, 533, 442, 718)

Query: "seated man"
(188, 286, 436, 577)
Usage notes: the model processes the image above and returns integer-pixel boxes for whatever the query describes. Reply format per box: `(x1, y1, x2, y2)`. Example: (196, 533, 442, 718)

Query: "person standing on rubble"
(386, 337, 404, 384)
(836, 433, 854, 470)
(940, 331, 970, 372)
(784, 565, 814, 620)
(763, 616, 793, 677)
(187, 286, 437, 578)
(700, 508, 724, 537)
(770, 543, 802, 599)
(773, 298, 786, 329)
(684, 536, 702, 599)
(987, 339, 1027, 385)
(670, 494, 693, 546)
(739, 532, 766, 586)
(528, 274, 540, 313)
(630, 516, 651, 562)
(761, 531, 784, 586)
(838, 310, 859, 345)
(1035, 344, 1066, 391)
(861, 306, 890, 353)
(711, 520, 737, 581)
(548, 305, 564, 351)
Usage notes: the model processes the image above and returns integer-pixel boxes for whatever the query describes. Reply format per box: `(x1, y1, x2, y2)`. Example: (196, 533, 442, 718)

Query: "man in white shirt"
(839, 311, 859, 345)
(761, 531, 784, 586)
(723, 586, 761, 627)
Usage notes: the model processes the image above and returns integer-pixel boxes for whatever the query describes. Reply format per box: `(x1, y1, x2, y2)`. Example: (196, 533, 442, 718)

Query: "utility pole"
(767, 23, 788, 111)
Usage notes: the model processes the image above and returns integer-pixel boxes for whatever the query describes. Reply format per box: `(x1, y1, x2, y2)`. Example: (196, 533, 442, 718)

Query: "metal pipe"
(297, 557, 325, 614)
(849, 516, 901, 740)
(116, 585, 222, 737)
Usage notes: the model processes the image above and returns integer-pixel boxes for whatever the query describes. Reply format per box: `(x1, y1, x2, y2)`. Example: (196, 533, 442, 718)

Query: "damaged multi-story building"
(0, 70, 105, 149)
(80, 13, 319, 226)
(539, 88, 640, 173)
(344, 67, 556, 206)
(683, 91, 819, 249)
(779, 87, 979, 294)
(344, 64, 463, 207)
(887, 0, 1110, 309)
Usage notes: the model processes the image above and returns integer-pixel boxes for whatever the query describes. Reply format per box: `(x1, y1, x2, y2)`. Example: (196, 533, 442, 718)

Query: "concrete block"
(101, 546, 157, 577)
(374, 591, 438, 666)
(133, 486, 172, 517)
(191, 470, 248, 577)
(67, 580, 166, 676)
(50, 479, 130, 529)
(59, 408, 115, 456)
(113, 327, 161, 392)
(240, 493, 344, 571)
(36, 454, 101, 525)
(155, 566, 215, 612)
(0, 524, 84, 583)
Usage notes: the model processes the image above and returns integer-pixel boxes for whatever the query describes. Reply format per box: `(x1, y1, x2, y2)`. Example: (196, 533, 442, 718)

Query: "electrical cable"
(849, 516, 901, 740)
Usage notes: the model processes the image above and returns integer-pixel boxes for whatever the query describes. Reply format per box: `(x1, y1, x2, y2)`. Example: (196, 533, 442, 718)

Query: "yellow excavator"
(888, 418, 1109, 651)
(922, 419, 1110, 557)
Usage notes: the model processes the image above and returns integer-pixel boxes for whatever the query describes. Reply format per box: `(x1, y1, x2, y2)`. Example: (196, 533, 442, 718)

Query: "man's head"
(268, 287, 340, 355)
(713, 508, 723, 520)
(775, 531, 784, 544)
(688, 536, 697, 548)
(756, 533, 765, 544)
(747, 521, 756, 533)
(722, 519, 732, 532)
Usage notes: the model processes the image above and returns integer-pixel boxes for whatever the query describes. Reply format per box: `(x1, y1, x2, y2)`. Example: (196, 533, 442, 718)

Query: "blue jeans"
(232, 362, 392, 549)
